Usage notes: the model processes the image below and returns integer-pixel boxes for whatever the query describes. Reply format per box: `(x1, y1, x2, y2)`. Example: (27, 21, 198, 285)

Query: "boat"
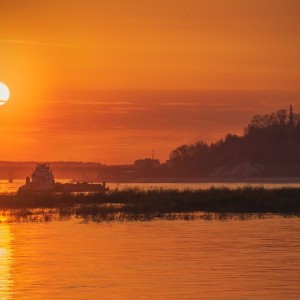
(18, 163, 109, 193)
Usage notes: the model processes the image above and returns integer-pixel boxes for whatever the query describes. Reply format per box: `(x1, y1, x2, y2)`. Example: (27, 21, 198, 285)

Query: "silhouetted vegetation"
(3, 106, 300, 182)
(0, 187, 299, 222)
(168, 105, 300, 177)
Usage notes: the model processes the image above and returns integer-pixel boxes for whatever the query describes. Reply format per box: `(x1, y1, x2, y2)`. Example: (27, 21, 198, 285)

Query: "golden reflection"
(0, 215, 8, 223)
(0, 223, 13, 300)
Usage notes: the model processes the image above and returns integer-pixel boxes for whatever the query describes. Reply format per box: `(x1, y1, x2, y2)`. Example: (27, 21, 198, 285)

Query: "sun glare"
(0, 83, 10, 106)
(0, 224, 12, 299)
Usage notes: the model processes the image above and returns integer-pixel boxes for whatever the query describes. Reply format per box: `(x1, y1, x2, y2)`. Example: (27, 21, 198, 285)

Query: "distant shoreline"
(3, 177, 300, 183)
(121, 177, 300, 183)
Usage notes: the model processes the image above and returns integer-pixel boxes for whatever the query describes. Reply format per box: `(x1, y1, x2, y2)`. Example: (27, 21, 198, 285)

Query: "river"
(0, 218, 299, 299)
(0, 180, 300, 299)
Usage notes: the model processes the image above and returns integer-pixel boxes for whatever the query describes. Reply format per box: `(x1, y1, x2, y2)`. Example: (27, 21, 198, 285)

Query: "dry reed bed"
(0, 187, 299, 222)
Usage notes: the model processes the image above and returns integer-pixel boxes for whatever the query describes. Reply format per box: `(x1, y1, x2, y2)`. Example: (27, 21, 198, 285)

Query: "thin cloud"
(215, 107, 256, 112)
(208, 103, 231, 106)
(69, 101, 133, 106)
(160, 102, 199, 106)
(111, 107, 152, 112)
(46, 100, 133, 105)
(0, 39, 82, 48)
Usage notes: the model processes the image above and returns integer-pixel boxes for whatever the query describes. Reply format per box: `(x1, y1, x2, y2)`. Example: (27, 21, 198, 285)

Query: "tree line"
(168, 106, 300, 177)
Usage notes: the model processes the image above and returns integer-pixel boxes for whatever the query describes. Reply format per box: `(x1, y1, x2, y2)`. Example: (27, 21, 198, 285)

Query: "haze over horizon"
(1, 1, 300, 164)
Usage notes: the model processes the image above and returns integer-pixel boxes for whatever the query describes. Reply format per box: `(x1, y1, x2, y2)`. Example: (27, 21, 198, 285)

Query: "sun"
(0, 83, 10, 106)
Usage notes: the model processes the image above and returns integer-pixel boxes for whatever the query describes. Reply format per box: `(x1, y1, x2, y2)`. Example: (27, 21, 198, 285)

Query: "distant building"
(134, 158, 160, 169)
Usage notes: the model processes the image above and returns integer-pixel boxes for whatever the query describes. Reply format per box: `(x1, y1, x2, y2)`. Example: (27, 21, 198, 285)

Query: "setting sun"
(0, 83, 10, 106)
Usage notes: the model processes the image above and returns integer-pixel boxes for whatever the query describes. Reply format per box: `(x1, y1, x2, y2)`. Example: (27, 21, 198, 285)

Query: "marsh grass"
(0, 186, 299, 222)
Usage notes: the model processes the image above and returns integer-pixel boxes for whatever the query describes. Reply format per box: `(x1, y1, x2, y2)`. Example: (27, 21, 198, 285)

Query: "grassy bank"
(0, 187, 299, 222)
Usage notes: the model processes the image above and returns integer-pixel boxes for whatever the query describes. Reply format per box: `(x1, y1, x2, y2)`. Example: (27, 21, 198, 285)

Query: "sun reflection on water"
(0, 223, 13, 299)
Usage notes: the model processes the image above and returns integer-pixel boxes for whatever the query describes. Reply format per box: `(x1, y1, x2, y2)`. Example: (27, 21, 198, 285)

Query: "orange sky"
(0, 0, 300, 163)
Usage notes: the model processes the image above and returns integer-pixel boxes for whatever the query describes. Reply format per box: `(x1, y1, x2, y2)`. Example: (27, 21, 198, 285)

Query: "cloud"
(0, 40, 81, 48)
(60, 100, 133, 106)
(208, 103, 231, 106)
(160, 102, 199, 106)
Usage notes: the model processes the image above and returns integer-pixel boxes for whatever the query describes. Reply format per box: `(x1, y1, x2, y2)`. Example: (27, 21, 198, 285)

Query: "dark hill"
(168, 105, 300, 177)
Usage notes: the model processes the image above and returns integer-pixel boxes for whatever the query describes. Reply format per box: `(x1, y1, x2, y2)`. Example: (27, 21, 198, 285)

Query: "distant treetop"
(245, 105, 300, 134)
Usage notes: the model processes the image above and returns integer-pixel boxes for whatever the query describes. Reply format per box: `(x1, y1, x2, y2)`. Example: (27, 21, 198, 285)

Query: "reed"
(0, 186, 299, 222)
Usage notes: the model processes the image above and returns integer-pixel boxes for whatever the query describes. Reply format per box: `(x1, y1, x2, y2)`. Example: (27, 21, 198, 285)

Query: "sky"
(0, 0, 299, 164)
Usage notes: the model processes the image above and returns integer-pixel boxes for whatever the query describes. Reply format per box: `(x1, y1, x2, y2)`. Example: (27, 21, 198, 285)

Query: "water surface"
(0, 218, 299, 299)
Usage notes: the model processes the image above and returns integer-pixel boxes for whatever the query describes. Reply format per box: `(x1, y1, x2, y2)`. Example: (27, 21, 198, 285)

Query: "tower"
(289, 104, 294, 126)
